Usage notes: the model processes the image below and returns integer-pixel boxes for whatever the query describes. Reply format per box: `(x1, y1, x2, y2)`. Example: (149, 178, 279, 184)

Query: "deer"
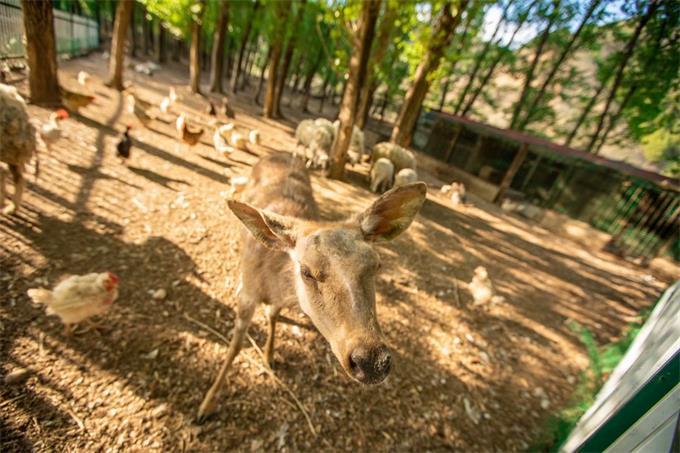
(197, 153, 427, 422)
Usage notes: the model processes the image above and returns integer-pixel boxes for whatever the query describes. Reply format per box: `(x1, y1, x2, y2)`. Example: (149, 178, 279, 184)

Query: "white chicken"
(27, 272, 120, 335)
(468, 266, 503, 306)
(160, 96, 171, 114)
(248, 129, 260, 146)
(77, 70, 90, 87)
(169, 86, 178, 105)
(230, 175, 249, 195)
(39, 109, 69, 149)
(229, 130, 248, 151)
(213, 124, 234, 155)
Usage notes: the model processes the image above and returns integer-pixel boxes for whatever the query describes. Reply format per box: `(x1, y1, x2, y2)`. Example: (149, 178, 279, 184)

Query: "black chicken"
(116, 125, 133, 162)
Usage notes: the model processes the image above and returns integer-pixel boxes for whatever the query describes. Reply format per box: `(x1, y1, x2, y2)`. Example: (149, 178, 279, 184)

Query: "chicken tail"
(27, 288, 53, 305)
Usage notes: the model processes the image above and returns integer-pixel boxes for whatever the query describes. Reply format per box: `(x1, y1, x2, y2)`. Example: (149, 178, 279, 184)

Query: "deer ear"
(358, 182, 427, 242)
(228, 200, 297, 250)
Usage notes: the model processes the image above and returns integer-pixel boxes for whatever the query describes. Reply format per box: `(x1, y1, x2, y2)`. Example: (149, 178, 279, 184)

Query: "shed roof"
(429, 112, 679, 191)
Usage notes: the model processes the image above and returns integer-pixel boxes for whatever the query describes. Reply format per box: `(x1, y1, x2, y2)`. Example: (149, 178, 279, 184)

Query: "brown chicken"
(27, 272, 120, 335)
(60, 87, 95, 112)
(176, 114, 204, 146)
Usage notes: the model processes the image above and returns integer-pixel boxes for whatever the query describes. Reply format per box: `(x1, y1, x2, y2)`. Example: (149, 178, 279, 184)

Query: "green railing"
(0, 0, 98, 61)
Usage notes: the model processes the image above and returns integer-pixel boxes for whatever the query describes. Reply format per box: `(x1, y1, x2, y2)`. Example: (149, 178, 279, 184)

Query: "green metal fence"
(592, 180, 679, 262)
(0, 0, 98, 61)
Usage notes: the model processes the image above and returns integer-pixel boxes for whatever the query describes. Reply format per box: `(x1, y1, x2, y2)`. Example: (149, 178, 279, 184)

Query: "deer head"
(228, 183, 427, 384)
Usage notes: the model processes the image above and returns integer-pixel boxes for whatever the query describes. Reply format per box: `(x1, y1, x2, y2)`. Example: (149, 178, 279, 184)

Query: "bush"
(533, 312, 650, 451)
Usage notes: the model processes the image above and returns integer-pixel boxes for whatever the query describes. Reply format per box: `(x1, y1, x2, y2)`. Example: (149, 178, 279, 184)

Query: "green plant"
(534, 310, 651, 452)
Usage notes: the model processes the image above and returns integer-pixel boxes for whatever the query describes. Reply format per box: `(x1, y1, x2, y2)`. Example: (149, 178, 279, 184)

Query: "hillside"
(432, 24, 660, 172)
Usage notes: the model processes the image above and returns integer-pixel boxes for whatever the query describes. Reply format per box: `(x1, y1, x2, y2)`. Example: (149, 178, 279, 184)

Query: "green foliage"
(535, 312, 651, 452)
(642, 129, 680, 176)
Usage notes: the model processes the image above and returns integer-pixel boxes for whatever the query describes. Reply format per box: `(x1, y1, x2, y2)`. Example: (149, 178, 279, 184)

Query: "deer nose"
(348, 344, 391, 384)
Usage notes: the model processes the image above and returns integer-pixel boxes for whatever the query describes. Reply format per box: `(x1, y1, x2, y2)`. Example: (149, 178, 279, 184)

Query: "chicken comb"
(56, 109, 69, 119)
(107, 272, 120, 285)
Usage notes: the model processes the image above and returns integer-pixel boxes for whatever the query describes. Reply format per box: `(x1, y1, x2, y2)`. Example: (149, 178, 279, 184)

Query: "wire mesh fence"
(0, 0, 98, 61)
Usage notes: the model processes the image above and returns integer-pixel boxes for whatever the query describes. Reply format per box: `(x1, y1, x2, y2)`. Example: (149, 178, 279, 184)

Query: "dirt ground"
(0, 53, 672, 452)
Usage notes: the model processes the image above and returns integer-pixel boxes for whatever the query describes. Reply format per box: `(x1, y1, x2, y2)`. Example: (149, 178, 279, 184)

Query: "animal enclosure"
(415, 112, 680, 262)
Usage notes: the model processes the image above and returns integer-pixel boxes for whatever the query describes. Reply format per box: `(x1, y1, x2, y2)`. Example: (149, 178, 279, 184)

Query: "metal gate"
(0, 0, 98, 61)
(593, 180, 679, 262)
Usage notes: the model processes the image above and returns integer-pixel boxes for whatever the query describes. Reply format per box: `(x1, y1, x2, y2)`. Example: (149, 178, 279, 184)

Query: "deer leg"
(197, 295, 256, 423)
(3, 164, 23, 215)
(264, 305, 281, 369)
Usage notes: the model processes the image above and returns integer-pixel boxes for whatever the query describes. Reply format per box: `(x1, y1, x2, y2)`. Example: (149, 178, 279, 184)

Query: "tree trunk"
(262, 0, 291, 118)
(225, 37, 234, 83)
(129, 2, 136, 57)
(21, 0, 60, 105)
(509, 0, 561, 130)
(435, 1, 480, 112)
(255, 47, 271, 105)
(356, 2, 397, 130)
(243, 39, 258, 86)
(593, 84, 637, 154)
(209, 1, 230, 93)
(564, 77, 608, 146)
(391, 0, 468, 147)
(105, 0, 133, 91)
(273, 0, 308, 117)
(518, 0, 602, 130)
(379, 90, 390, 120)
(155, 20, 166, 63)
(142, 6, 150, 55)
(172, 38, 181, 62)
(189, 1, 207, 94)
(231, 0, 260, 93)
(454, 0, 515, 115)
(327, 0, 381, 179)
(317, 74, 331, 113)
(299, 50, 321, 111)
(586, 0, 659, 152)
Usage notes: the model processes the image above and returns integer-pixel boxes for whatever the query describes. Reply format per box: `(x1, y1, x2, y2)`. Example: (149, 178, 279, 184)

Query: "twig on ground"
(453, 278, 460, 306)
(0, 394, 25, 409)
(66, 408, 85, 432)
(183, 314, 317, 436)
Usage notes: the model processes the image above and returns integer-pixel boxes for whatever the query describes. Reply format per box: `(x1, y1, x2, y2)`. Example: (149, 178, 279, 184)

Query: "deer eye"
(300, 266, 316, 282)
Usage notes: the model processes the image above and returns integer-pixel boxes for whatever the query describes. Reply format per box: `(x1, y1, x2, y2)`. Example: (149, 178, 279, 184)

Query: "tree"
(454, 0, 514, 115)
(517, 0, 602, 130)
(189, 0, 207, 94)
(209, 0, 230, 93)
(391, 0, 468, 147)
(273, 0, 308, 117)
(509, 0, 562, 130)
(327, 0, 382, 179)
(106, 0, 133, 91)
(437, 3, 482, 112)
(262, 0, 292, 118)
(299, 47, 323, 112)
(154, 19, 166, 63)
(585, 0, 661, 152)
(21, 0, 60, 105)
(231, 0, 261, 93)
(459, 1, 535, 116)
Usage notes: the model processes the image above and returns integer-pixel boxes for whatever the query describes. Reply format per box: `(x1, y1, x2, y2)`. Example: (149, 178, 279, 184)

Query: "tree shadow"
(127, 166, 190, 190)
